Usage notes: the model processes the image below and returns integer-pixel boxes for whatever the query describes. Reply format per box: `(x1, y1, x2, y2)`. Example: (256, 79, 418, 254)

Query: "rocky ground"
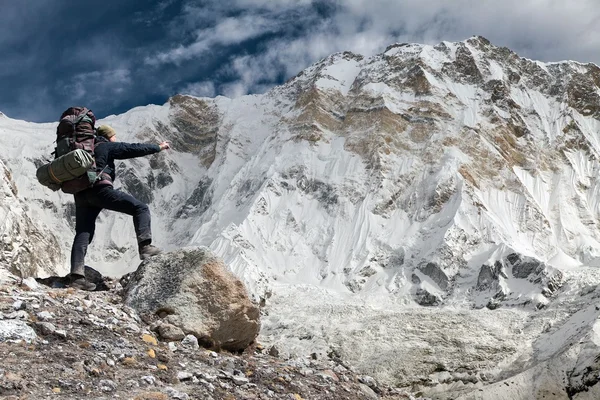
(0, 275, 416, 400)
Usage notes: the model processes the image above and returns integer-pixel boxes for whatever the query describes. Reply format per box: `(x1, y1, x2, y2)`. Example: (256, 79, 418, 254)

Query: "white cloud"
(147, 14, 282, 66)
(222, 81, 249, 98)
(62, 69, 132, 101)
(181, 81, 216, 98)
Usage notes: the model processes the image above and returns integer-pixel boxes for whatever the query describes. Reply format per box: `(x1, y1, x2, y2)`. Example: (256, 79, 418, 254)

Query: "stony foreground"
(0, 276, 414, 400)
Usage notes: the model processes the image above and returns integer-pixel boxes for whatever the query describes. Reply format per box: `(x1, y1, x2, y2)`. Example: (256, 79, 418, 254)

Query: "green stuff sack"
(36, 149, 94, 189)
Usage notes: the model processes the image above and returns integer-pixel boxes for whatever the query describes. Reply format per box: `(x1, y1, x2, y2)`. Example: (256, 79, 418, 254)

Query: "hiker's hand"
(159, 141, 171, 151)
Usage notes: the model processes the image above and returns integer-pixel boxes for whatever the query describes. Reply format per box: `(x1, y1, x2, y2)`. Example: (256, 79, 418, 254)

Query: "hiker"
(68, 125, 170, 291)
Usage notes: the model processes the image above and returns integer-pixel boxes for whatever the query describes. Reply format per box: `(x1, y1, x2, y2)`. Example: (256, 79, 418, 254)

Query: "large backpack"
(36, 107, 104, 194)
(55, 106, 96, 158)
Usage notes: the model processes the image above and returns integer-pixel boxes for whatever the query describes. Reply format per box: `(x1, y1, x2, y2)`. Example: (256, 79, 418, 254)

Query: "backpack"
(36, 107, 105, 194)
(54, 106, 96, 158)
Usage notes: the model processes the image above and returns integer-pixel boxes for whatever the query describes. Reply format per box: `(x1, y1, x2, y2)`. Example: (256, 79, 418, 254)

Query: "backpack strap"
(74, 107, 90, 125)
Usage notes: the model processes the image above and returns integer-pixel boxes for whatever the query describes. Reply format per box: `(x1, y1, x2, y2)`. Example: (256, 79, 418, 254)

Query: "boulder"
(122, 247, 260, 352)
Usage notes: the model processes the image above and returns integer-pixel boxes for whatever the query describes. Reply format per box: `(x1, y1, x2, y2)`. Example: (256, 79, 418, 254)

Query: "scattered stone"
(142, 375, 158, 385)
(0, 319, 37, 343)
(99, 379, 117, 392)
(12, 300, 25, 311)
(358, 383, 378, 400)
(157, 323, 186, 341)
(232, 375, 250, 385)
(319, 370, 339, 382)
(181, 335, 199, 350)
(20, 278, 40, 291)
(177, 371, 194, 381)
(142, 333, 158, 346)
(36, 311, 53, 321)
(54, 329, 67, 338)
(4, 310, 28, 320)
(268, 345, 280, 357)
(122, 357, 137, 366)
(165, 387, 189, 400)
(133, 392, 168, 400)
(35, 322, 56, 336)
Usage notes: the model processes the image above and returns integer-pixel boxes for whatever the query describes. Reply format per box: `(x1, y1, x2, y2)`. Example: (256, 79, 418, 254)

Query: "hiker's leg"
(93, 186, 152, 245)
(70, 202, 102, 276)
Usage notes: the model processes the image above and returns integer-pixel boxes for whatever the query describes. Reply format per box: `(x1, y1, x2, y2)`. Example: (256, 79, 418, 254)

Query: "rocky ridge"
(0, 274, 410, 400)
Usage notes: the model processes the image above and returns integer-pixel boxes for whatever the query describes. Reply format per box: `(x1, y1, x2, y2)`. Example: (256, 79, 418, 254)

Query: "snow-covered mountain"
(3, 36, 600, 398)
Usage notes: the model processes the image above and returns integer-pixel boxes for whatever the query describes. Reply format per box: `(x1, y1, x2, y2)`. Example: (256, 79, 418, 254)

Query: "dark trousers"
(70, 185, 152, 276)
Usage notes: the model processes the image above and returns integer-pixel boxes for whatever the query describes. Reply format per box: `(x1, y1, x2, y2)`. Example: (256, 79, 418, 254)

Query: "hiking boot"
(68, 275, 96, 291)
(139, 244, 162, 260)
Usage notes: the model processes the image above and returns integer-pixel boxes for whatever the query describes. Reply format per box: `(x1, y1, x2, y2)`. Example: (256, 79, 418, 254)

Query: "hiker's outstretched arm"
(111, 143, 162, 160)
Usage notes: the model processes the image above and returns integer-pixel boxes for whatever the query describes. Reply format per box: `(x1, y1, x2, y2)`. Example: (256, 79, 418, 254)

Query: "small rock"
(158, 323, 185, 341)
(142, 333, 158, 345)
(35, 322, 56, 336)
(177, 371, 194, 381)
(125, 323, 141, 333)
(133, 392, 167, 400)
(21, 277, 40, 291)
(12, 301, 25, 311)
(359, 383, 378, 400)
(198, 372, 216, 381)
(319, 370, 339, 382)
(142, 375, 157, 385)
(268, 346, 280, 357)
(54, 330, 67, 338)
(98, 379, 117, 392)
(0, 320, 37, 343)
(232, 375, 249, 386)
(359, 375, 378, 390)
(5, 311, 28, 320)
(181, 335, 199, 350)
(156, 349, 171, 363)
(168, 342, 178, 352)
(165, 387, 189, 399)
(36, 311, 53, 321)
(122, 357, 137, 366)
(126, 380, 140, 389)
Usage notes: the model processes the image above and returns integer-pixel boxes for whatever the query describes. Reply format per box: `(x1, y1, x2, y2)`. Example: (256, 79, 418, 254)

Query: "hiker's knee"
(136, 202, 149, 214)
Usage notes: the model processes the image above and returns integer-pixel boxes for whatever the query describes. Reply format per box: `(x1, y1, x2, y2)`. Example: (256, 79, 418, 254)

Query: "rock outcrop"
(122, 247, 260, 352)
(0, 159, 61, 279)
(0, 273, 405, 399)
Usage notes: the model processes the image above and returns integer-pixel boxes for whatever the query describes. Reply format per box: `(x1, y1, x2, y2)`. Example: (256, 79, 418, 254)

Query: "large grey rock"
(0, 320, 37, 343)
(122, 247, 260, 351)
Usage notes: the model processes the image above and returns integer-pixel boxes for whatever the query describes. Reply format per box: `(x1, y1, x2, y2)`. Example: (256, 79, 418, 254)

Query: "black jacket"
(94, 137, 161, 183)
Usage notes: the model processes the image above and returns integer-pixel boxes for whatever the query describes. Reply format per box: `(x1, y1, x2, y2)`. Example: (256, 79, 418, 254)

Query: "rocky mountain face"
(0, 157, 61, 279)
(3, 36, 600, 398)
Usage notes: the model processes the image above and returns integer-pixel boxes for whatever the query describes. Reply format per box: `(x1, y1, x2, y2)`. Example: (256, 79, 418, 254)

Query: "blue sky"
(2, 0, 599, 123)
